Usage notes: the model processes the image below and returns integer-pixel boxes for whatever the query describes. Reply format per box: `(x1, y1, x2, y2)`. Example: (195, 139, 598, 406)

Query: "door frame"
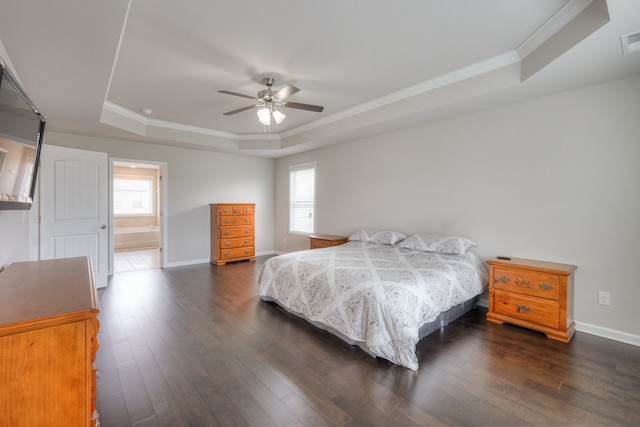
(109, 157, 168, 274)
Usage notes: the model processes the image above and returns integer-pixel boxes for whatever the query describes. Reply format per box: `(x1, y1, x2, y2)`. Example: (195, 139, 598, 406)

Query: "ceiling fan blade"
(273, 85, 300, 100)
(218, 90, 257, 100)
(284, 102, 324, 112)
(223, 104, 257, 115)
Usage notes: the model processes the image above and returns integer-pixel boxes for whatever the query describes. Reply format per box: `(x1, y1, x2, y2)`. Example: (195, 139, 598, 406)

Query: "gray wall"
(0, 210, 32, 270)
(274, 75, 640, 339)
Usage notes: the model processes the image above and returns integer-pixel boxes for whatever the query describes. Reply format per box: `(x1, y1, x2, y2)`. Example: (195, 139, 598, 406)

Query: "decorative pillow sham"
(398, 233, 477, 255)
(348, 229, 407, 245)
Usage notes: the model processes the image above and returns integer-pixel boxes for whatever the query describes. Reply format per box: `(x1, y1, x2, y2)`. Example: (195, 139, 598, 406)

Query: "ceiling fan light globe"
(257, 108, 271, 125)
(272, 110, 286, 124)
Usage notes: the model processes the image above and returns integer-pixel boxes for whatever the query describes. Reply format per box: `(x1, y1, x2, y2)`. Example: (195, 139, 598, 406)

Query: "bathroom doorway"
(110, 159, 167, 273)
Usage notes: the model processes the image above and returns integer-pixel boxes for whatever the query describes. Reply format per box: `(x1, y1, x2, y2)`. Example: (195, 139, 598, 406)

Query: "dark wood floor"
(96, 255, 640, 426)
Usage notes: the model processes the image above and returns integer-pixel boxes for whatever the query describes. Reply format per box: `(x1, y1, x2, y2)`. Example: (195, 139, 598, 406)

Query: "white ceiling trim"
(282, 51, 522, 140)
(100, 100, 279, 142)
(101, 51, 522, 150)
(517, 0, 594, 59)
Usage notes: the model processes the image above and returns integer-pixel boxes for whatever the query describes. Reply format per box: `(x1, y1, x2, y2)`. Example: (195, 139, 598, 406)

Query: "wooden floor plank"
(96, 255, 640, 426)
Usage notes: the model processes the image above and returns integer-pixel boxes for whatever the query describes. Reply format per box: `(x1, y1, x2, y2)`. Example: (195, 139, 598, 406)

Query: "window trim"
(289, 162, 316, 236)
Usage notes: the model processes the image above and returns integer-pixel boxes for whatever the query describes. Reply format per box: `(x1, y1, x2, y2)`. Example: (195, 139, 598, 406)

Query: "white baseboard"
(164, 258, 210, 268)
(164, 251, 278, 268)
(256, 250, 277, 256)
(575, 321, 640, 347)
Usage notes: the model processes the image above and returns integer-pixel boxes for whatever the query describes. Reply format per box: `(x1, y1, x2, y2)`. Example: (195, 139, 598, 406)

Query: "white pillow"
(398, 233, 477, 255)
(348, 229, 407, 245)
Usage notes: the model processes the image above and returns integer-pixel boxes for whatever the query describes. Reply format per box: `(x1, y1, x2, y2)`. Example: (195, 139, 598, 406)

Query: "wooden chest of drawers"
(210, 203, 256, 265)
(0, 257, 100, 426)
(309, 235, 348, 249)
(486, 257, 577, 342)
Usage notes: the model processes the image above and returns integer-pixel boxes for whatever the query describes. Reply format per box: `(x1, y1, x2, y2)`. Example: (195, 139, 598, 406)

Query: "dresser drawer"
(494, 290, 560, 329)
(219, 215, 253, 227)
(493, 267, 560, 300)
(219, 247, 255, 260)
(220, 237, 254, 249)
(219, 204, 254, 216)
(220, 227, 254, 238)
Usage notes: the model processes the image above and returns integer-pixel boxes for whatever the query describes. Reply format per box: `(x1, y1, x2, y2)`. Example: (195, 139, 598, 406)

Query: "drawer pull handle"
(244, 218, 249, 223)
(225, 219, 231, 224)
(225, 252, 231, 257)
(539, 282, 554, 291)
(225, 231, 231, 236)
(225, 242, 231, 247)
(223, 208, 229, 213)
(245, 230, 250, 234)
(245, 250, 250, 255)
(517, 304, 531, 313)
(244, 240, 250, 245)
(497, 276, 510, 284)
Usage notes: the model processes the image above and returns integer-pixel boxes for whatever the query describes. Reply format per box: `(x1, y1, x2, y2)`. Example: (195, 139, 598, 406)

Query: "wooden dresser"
(309, 235, 348, 249)
(210, 203, 256, 265)
(486, 257, 576, 343)
(0, 257, 100, 427)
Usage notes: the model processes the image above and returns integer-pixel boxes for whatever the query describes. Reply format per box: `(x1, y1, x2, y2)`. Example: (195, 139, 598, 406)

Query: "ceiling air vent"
(620, 30, 640, 55)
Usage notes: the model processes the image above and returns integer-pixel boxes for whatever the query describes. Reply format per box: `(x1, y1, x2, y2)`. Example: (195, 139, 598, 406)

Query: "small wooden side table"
(486, 257, 577, 343)
(309, 235, 348, 249)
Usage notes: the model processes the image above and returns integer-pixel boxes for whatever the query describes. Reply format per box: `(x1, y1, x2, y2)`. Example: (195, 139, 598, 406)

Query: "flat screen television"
(0, 59, 45, 210)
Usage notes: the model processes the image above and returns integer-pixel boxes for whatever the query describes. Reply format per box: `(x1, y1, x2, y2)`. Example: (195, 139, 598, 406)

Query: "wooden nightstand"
(309, 235, 348, 249)
(486, 257, 577, 343)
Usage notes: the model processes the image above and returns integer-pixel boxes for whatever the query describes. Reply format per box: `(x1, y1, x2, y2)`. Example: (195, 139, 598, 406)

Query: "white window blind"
(289, 163, 316, 234)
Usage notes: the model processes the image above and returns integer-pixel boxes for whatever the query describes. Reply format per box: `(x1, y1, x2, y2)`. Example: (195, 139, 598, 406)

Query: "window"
(17, 157, 34, 200)
(114, 177, 154, 215)
(289, 162, 316, 235)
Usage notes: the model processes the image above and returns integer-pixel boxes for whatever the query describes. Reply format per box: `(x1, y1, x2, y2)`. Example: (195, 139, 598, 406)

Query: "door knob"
(100, 224, 107, 229)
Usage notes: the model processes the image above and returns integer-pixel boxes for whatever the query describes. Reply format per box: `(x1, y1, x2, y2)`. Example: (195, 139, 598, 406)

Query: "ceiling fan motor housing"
(258, 89, 274, 101)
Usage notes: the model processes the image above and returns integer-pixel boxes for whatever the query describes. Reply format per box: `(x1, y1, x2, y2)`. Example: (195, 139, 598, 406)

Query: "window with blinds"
(289, 162, 316, 235)
(114, 177, 154, 215)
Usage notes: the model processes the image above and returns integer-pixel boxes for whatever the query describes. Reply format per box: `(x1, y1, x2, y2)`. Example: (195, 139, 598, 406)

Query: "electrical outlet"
(598, 291, 611, 306)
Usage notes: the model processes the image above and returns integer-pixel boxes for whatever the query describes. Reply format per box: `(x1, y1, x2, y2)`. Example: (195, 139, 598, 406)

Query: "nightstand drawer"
(309, 235, 348, 249)
(494, 290, 560, 329)
(493, 267, 560, 300)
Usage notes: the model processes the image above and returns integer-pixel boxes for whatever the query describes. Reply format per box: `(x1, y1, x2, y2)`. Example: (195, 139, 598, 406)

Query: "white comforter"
(257, 241, 488, 370)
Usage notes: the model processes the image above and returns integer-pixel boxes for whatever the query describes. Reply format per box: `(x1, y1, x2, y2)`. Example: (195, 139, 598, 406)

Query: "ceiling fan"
(218, 77, 324, 126)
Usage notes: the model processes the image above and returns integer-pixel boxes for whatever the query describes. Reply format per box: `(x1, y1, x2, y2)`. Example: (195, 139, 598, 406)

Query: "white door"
(39, 145, 109, 287)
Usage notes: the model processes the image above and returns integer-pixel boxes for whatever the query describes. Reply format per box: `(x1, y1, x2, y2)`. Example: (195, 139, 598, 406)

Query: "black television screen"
(0, 59, 45, 210)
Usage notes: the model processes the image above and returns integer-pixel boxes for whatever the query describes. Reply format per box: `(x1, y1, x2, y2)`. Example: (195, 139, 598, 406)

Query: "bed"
(257, 230, 488, 370)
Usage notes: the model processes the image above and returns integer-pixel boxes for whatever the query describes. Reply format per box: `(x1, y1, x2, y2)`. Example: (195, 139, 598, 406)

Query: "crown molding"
(101, 100, 272, 141)
(517, 0, 593, 59)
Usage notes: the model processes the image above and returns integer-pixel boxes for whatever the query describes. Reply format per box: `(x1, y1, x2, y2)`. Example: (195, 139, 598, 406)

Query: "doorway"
(110, 159, 167, 273)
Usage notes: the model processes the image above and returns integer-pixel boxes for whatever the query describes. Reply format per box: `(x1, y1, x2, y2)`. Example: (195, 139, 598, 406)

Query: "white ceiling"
(0, 0, 638, 158)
